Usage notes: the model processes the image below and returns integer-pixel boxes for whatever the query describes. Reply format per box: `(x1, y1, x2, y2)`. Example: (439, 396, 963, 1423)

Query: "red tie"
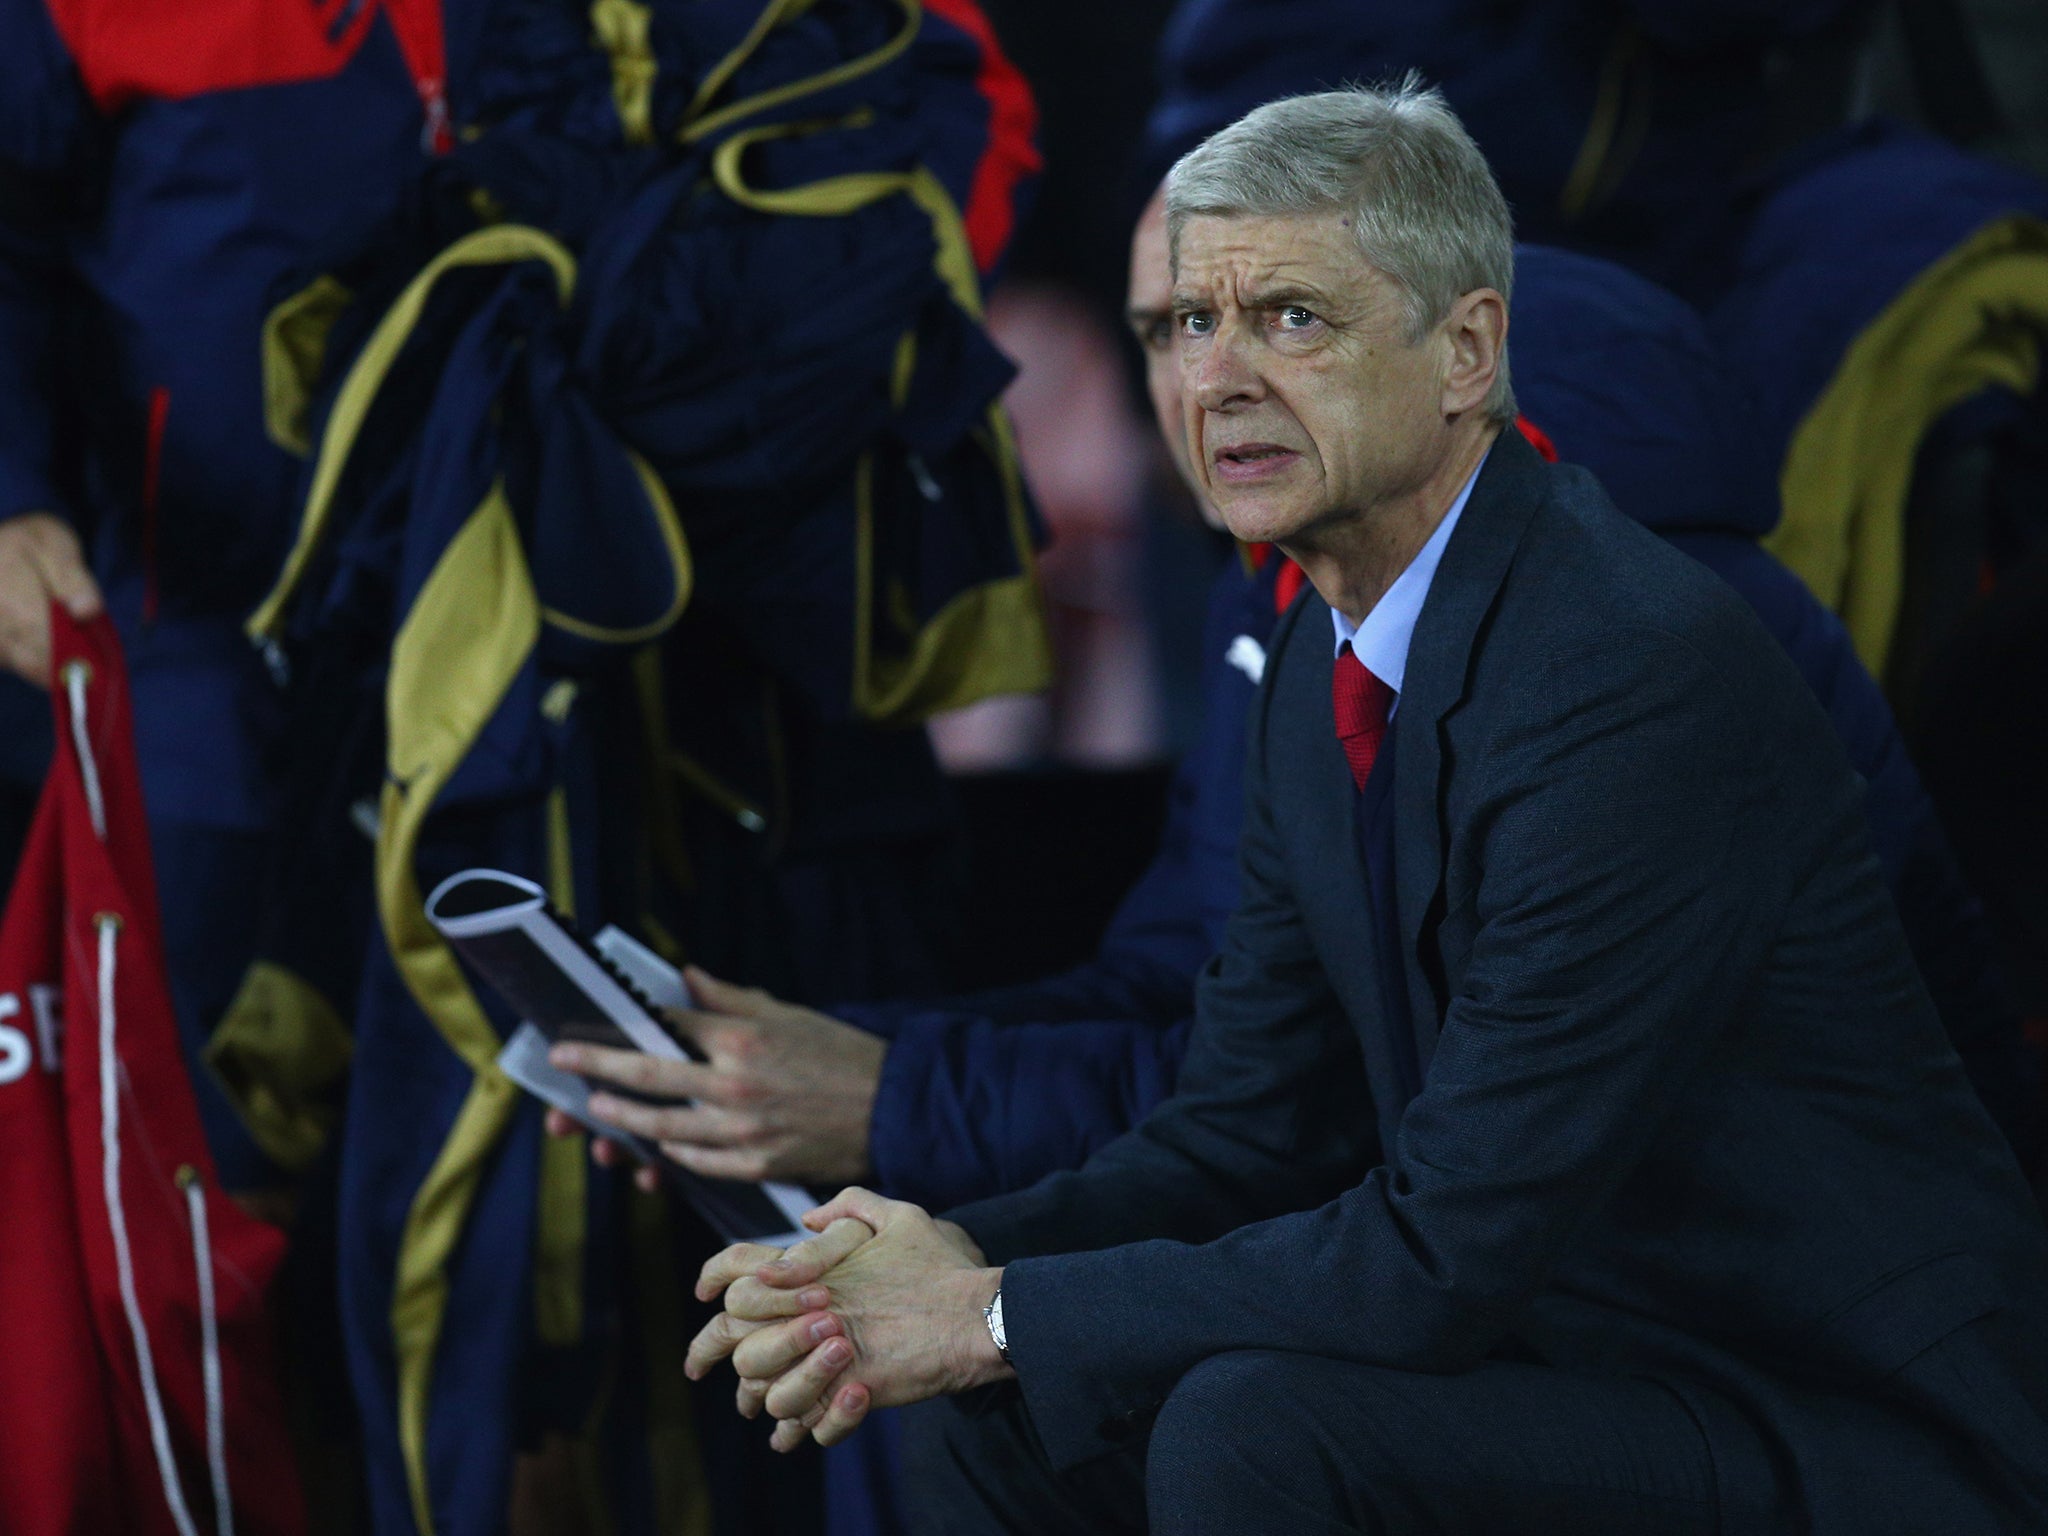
(1333, 644, 1394, 793)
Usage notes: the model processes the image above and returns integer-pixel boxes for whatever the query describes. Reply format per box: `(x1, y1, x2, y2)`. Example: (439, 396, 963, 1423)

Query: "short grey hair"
(1165, 77, 1516, 422)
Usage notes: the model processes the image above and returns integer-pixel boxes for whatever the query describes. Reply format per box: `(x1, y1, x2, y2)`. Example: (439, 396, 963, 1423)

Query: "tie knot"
(1333, 645, 1393, 741)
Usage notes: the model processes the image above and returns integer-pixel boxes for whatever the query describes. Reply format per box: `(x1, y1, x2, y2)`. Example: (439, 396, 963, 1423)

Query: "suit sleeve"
(989, 623, 1803, 1471)
(834, 900, 1199, 1039)
(0, 1, 92, 522)
(865, 1010, 1191, 1210)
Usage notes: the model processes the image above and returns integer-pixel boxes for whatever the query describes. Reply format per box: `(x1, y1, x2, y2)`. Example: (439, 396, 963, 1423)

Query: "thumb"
(800, 1185, 898, 1237)
(24, 519, 103, 620)
(757, 1214, 874, 1289)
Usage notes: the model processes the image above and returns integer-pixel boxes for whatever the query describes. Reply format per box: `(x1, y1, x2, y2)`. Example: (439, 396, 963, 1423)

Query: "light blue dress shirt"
(1328, 451, 1488, 718)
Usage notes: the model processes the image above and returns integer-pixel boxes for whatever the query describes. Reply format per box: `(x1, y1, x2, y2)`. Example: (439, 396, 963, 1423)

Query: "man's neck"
(1289, 419, 1501, 625)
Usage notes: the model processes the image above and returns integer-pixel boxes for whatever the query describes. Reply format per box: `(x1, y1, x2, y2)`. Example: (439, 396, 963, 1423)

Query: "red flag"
(0, 607, 305, 1535)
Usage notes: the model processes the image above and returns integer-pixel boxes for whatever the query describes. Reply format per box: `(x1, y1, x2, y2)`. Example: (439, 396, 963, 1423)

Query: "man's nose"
(1187, 323, 1263, 412)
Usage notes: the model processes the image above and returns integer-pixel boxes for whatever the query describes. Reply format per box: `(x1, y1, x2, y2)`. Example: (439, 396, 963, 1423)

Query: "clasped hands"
(537, 972, 1010, 1451)
(682, 1187, 1012, 1451)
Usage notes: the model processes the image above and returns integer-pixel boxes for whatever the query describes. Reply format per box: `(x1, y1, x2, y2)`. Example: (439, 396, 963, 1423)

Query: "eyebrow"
(1243, 283, 1331, 310)
(1170, 283, 1334, 313)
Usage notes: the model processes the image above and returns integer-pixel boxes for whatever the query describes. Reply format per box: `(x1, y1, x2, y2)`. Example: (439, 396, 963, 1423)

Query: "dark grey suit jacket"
(951, 430, 2048, 1532)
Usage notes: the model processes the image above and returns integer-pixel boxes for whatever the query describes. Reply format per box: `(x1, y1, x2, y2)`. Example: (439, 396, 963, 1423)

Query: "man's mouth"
(1212, 443, 1300, 481)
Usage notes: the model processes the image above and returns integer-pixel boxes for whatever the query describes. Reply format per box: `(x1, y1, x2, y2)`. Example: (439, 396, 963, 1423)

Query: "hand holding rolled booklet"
(424, 868, 815, 1245)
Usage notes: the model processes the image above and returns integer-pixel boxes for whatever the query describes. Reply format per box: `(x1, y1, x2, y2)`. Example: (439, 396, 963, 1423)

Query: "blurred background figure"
(931, 283, 1163, 772)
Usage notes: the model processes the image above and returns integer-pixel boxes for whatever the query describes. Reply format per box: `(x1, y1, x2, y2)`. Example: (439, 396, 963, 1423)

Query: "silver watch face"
(986, 1288, 1008, 1356)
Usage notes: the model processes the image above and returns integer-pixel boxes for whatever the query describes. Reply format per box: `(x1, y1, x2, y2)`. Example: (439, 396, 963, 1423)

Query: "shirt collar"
(1328, 449, 1487, 700)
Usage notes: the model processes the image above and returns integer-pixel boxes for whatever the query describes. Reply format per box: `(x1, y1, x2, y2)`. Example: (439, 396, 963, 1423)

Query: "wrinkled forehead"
(1170, 211, 1375, 305)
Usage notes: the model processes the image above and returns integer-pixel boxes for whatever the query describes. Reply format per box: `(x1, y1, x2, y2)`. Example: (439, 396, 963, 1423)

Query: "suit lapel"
(1269, 603, 1386, 1040)
(1392, 429, 1549, 1071)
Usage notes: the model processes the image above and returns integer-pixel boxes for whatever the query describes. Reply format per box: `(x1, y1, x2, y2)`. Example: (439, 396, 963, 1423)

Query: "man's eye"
(1180, 312, 1214, 337)
(1145, 319, 1173, 352)
(1279, 306, 1318, 329)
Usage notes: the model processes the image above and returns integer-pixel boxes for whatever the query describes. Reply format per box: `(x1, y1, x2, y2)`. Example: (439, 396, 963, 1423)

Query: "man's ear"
(1440, 288, 1506, 417)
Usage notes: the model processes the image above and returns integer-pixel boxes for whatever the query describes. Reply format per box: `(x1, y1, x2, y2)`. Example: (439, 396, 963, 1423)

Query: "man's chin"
(1215, 497, 1308, 549)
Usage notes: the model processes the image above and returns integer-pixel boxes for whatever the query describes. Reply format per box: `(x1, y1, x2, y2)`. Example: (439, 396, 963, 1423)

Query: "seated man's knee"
(898, 1392, 999, 1492)
(898, 1388, 1050, 1534)
(1147, 1351, 1385, 1530)
(903, 1387, 1147, 1535)
(1157, 1349, 1307, 1437)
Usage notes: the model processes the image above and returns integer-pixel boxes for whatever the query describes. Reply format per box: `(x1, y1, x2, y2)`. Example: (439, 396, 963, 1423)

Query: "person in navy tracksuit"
(0, 0, 439, 1189)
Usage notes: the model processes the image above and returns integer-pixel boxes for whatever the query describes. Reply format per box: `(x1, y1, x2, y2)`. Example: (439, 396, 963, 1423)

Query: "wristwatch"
(982, 1284, 1012, 1367)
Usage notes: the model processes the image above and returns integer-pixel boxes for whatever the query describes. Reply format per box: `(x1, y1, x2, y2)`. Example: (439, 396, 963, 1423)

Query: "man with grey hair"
(682, 83, 2048, 1534)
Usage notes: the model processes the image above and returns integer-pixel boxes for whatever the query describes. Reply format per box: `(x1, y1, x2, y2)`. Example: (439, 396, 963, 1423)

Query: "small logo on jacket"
(1225, 635, 1266, 684)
